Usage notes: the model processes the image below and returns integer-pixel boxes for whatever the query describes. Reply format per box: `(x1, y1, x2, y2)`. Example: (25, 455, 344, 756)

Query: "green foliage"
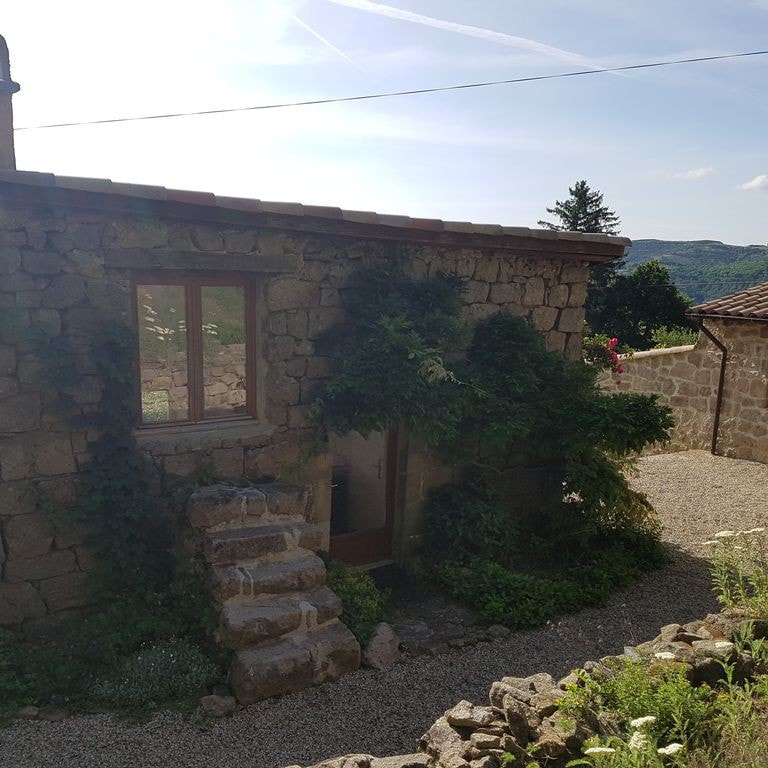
(0, 570, 222, 715)
(72, 322, 175, 597)
(324, 559, 386, 646)
(561, 661, 715, 748)
(588, 260, 696, 351)
(315, 269, 673, 627)
(651, 327, 699, 349)
(422, 480, 519, 565)
(315, 268, 468, 444)
(90, 638, 218, 711)
(625, 239, 768, 304)
(434, 528, 664, 630)
(705, 528, 768, 617)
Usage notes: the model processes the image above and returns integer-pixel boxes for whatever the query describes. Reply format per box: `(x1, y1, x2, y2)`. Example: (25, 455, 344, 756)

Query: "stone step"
(204, 523, 323, 565)
(219, 587, 342, 648)
(229, 621, 361, 703)
(212, 551, 327, 601)
(188, 483, 310, 531)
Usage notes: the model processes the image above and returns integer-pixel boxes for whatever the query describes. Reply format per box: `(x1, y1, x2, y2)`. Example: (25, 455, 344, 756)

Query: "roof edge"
(0, 170, 630, 258)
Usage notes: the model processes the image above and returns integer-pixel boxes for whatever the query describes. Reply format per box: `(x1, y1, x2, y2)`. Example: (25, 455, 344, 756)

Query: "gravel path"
(3, 451, 767, 768)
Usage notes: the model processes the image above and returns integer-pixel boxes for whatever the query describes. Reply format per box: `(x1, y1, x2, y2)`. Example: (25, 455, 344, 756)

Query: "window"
(135, 277, 255, 425)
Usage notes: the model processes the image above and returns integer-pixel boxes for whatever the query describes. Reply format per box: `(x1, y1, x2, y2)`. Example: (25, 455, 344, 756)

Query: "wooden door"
(328, 430, 397, 565)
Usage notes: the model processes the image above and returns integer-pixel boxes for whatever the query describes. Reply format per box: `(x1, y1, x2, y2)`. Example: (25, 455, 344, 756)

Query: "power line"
(14, 49, 768, 131)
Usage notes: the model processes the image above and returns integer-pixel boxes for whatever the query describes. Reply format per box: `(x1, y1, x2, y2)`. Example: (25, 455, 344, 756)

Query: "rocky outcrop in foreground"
(294, 611, 761, 768)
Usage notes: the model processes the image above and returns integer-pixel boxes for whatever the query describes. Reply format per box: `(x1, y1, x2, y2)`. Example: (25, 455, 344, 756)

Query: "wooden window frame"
(132, 272, 258, 427)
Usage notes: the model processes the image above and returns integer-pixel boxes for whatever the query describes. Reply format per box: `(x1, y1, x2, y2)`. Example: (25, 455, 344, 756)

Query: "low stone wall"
(601, 320, 768, 463)
(300, 611, 752, 768)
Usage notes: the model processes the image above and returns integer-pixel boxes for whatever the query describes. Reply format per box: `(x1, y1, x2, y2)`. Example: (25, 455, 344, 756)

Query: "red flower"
(608, 337, 619, 349)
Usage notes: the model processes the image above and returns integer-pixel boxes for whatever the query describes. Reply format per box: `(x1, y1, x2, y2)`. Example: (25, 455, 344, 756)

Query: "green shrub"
(651, 326, 699, 349)
(325, 559, 386, 646)
(90, 638, 218, 711)
(422, 480, 519, 565)
(561, 660, 715, 747)
(435, 560, 581, 629)
(434, 529, 665, 630)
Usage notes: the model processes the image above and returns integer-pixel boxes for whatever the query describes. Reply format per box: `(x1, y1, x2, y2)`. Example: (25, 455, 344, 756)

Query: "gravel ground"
(3, 450, 767, 768)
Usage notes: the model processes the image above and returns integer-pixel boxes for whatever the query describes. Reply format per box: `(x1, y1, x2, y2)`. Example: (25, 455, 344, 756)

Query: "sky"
(2, 0, 768, 245)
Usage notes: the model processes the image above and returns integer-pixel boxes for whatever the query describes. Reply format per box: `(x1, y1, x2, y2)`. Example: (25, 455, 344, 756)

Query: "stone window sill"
(134, 418, 275, 454)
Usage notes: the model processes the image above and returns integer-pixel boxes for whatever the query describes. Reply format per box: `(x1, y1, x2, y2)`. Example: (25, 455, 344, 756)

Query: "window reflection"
(201, 286, 247, 419)
(137, 284, 189, 423)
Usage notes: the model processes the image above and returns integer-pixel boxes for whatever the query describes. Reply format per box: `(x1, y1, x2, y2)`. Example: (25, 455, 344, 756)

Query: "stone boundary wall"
(0, 200, 592, 638)
(600, 321, 768, 463)
(296, 611, 750, 768)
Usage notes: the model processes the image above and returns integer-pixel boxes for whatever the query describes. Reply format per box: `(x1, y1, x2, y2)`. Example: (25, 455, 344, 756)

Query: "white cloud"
(740, 174, 768, 191)
(323, 0, 603, 67)
(671, 166, 714, 180)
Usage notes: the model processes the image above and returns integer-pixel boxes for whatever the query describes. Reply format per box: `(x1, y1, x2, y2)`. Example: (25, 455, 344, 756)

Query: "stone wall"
(0, 199, 592, 637)
(601, 321, 768, 463)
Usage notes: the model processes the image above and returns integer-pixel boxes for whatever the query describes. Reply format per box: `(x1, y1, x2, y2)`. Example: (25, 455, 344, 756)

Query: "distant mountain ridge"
(625, 239, 768, 303)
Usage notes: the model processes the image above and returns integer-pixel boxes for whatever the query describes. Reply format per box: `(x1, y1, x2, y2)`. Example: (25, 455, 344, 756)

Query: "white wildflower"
(585, 747, 616, 754)
(654, 651, 676, 660)
(715, 531, 736, 538)
(630, 715, 657, 728)
(629, 731, 649, 751)
(657, 743, 684, 755)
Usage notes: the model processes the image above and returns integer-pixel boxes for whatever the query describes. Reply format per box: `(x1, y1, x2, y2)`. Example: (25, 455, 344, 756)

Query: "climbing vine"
(314, 267, 673, 534)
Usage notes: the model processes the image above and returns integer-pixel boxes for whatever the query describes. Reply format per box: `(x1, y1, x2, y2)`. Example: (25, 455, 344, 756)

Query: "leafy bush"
(561, 660, 715, 748)
(325, 559, 386, 646)
(434, 529, 664, 630)
(90, 638, 218, 711)
(651, 326, 699, 349)
(422, 480, 519, 565)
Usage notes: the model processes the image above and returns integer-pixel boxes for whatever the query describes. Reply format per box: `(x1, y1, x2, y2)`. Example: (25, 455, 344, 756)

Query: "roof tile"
(166, 188, 216, 206)
(689, 281, 768, 321)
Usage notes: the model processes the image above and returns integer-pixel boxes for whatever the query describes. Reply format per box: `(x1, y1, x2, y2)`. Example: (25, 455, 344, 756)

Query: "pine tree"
(537, 180, 621, 234)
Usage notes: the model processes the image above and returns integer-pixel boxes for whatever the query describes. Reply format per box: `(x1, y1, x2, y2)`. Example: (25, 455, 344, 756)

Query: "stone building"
(607, 282, 768, 463)
(0, 36, 628, 699)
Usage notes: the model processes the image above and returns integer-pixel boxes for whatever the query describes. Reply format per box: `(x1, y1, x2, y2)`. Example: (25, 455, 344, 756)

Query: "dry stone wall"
(602, 321, 768, 463)
(0, 197, 592, 637)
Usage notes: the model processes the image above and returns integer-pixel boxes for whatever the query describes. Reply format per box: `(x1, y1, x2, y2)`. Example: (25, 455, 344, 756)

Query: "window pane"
(137, 285, 189, 423)
(201, 286, 247, 418)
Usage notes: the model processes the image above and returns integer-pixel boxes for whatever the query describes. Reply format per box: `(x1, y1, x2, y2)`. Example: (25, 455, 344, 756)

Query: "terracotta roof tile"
(259, 201, 304, 216)
(340, 210, 379, 225)
(166, 188, 216, 206)
(689, 281, 768, 321)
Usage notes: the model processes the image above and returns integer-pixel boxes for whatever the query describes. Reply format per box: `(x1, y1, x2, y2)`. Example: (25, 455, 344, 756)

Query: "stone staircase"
(187, 483, 361, 704)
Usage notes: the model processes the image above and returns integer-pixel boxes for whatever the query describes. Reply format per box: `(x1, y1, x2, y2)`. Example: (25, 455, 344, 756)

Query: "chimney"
(0, 35, 20, 170)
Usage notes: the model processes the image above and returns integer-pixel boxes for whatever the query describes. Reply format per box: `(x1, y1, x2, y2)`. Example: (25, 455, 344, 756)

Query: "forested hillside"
(626, 239, 768, 303)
